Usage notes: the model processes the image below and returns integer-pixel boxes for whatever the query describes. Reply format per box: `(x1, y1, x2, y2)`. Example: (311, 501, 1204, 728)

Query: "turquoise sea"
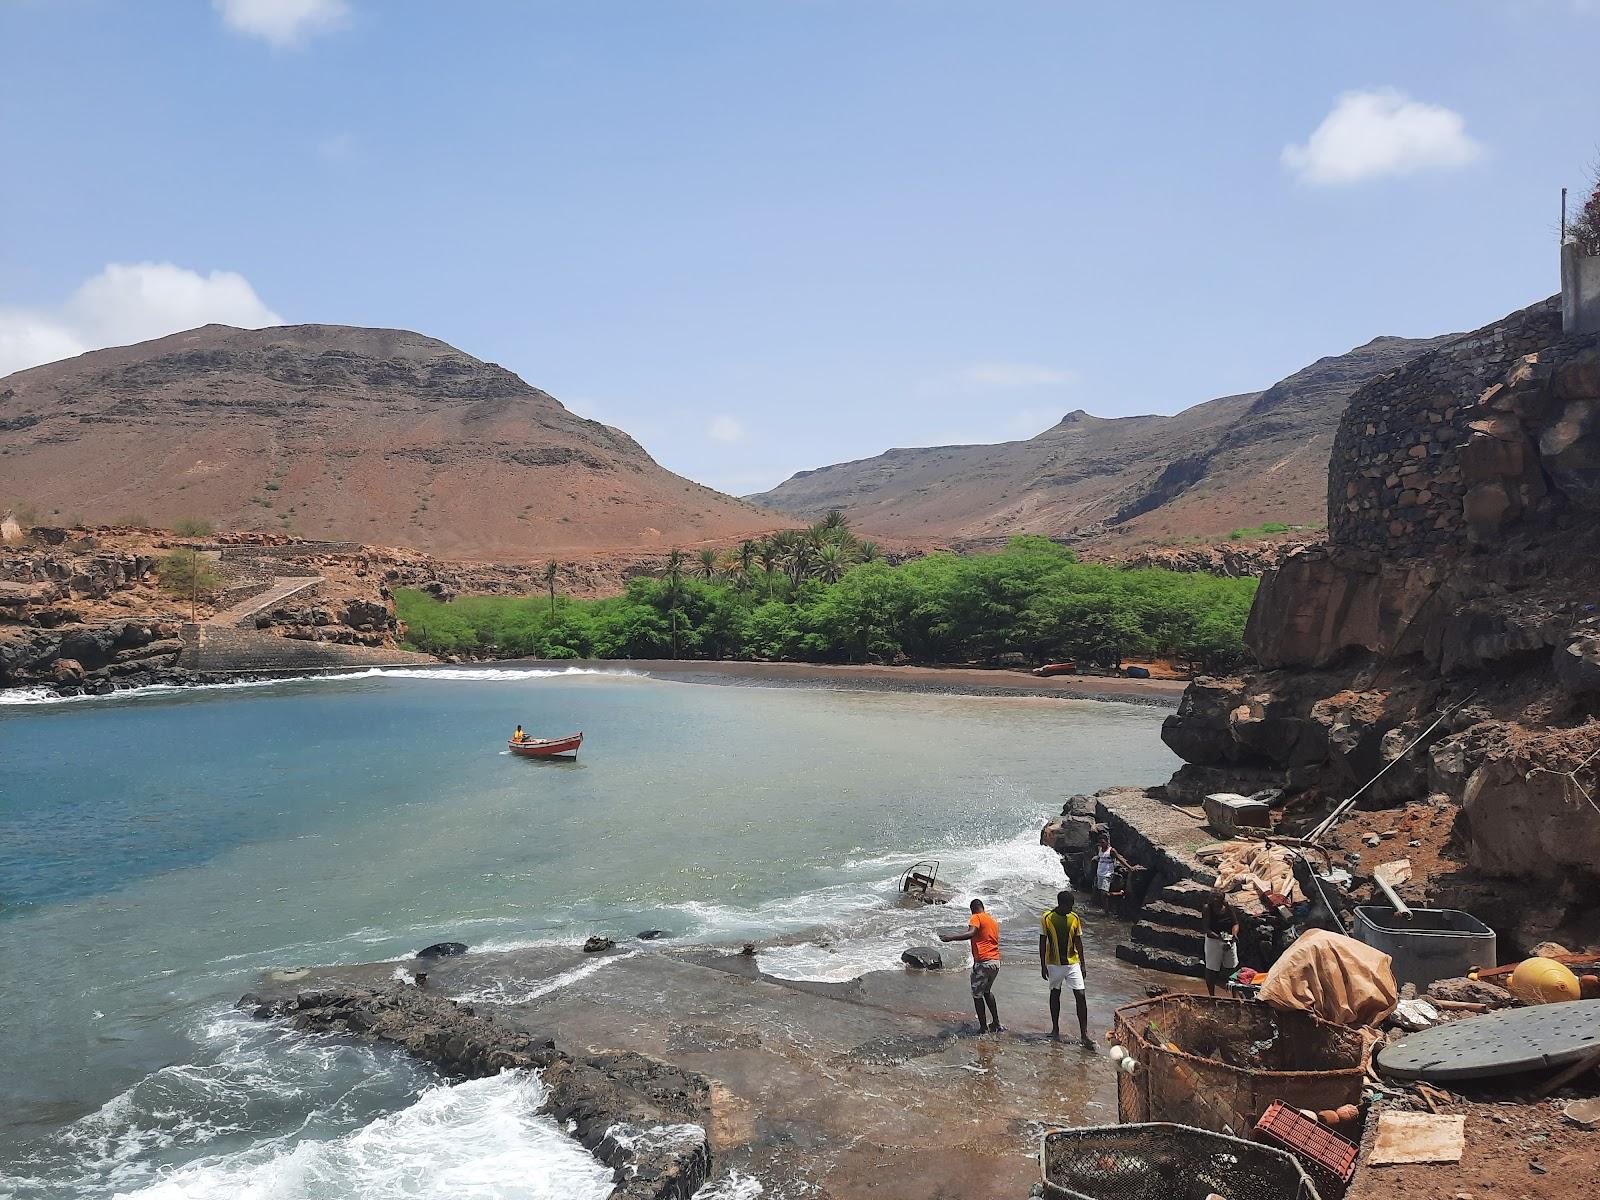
(0, 666, 1176, 1198)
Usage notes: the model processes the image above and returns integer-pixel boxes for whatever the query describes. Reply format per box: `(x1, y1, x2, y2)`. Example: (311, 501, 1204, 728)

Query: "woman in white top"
(1092, 831, 1133, 912)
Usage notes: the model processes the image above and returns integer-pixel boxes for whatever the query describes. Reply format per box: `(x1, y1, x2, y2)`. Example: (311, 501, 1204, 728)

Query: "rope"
(1306, 690, 1478, 846)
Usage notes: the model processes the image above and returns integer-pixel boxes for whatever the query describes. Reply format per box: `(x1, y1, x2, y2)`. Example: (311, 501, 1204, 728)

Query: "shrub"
(172, 516, 213, 536)
(1573, 164, 1600, 256)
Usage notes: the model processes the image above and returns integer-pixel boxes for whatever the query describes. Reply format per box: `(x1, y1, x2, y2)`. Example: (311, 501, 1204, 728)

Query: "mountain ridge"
(0, 323, 776, 559)
(748, 332, 1459, 544)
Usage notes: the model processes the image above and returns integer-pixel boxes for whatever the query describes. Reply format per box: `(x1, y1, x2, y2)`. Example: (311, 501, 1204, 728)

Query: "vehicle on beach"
(1032, 661, 1078, 677)
(508, 731, 584, 759)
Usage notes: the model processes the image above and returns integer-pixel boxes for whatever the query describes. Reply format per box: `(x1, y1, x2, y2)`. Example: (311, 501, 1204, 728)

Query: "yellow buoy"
(1508, 956, 1582, 1005)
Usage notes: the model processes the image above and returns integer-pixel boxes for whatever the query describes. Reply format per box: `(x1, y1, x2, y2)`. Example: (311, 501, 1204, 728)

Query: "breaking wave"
(0, 1012, 610, 1200)
(0, 665, 646, 706)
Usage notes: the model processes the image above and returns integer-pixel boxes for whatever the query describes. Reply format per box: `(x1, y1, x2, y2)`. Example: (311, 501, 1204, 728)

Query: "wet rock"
(636, 929, 669, 941)
(416, 941, 468, 959)
(584, 935, 616, 953)
(900, 946, 944, 970)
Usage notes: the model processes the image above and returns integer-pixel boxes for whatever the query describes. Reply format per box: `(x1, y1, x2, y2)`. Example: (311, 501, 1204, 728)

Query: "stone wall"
(1328, 299, 1562, 557)
(1562, 241, 1600, 335)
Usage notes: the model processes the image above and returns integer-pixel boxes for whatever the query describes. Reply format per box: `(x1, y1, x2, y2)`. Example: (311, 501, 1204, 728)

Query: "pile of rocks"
(242, 984, 712, 1200)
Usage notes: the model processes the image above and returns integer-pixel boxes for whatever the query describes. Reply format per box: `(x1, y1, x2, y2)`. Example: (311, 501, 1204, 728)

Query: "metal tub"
(1352, 905, 1497, 989)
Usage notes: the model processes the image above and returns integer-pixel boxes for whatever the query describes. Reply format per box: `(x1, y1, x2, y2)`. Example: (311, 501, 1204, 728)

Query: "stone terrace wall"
(1328, 298, 1561, 556)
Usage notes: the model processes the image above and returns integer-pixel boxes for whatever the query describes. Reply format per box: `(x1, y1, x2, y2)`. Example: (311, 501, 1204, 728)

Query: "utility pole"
(1562, 186, 1568, 242)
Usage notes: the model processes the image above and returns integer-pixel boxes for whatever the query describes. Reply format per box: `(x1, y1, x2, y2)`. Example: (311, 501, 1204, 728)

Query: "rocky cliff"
(1159, 297, 1600, 953)
(749, 333, 1453, 547)
(0, 324, 776, 559)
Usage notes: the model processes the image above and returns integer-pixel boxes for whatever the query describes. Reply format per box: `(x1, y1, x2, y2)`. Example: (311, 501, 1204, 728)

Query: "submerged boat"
(508, 732, 583, 759)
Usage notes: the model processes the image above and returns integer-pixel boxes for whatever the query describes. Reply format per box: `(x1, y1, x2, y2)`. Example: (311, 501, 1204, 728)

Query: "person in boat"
(940, 898, 1003, 1034)
(1091, 831, 1134, 913)
(1039, 889, 1092, 1047)
(1201, 887, 1241, 997)
(512, 725, 526, 743)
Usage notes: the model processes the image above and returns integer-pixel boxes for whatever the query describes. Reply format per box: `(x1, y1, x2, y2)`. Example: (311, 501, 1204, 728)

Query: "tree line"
(395, 521, 1258, 671)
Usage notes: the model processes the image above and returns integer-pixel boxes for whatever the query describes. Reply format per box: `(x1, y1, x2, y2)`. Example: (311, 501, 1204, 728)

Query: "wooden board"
(1368, 1112, 1466, 1165)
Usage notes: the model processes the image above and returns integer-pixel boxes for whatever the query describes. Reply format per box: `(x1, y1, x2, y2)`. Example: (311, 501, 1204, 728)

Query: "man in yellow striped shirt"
(1039, 890, 1092, 1047)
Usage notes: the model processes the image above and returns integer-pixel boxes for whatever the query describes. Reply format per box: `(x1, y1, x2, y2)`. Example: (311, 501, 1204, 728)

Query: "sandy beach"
(509, 658, 1190, 707)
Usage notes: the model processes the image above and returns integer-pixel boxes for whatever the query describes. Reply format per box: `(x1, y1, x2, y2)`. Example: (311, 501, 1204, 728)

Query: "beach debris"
(896, 860, 954, 906)
(1564, 1097, 1600, 1129)
(583, 935, 616, 953)
(1259, 929, 1399, 1027)
(1041, 1123, 1320, 1199)
(900, 946, 944, 970)
(1377, 1000, 1600, 1082)
(1201, 791, 1271, 838)
(1508, 956, 1583, 1005)
(1255, 1100, 1360, 1183)
(1364, 833, 1382, 847)
(1427, 976, 1517, 1009)
(415, 941, 468, 959)
(1368, 1111, 1466, 1165)
(1391, 998, 1441, 1032)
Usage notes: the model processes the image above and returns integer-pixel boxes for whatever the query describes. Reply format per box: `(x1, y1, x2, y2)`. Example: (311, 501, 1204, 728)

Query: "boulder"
(1160, 677, 1249, 766)
(636, 929, 669, 941)
(583, 935, 616, 953)
(1460, 758, 1600, 878)
(1555, 635, 1600, 696)
(901, 946, 944, 970)
(416, 941, 468, 959)
(51, 658, 85, 683)
(1426, 977, 1517, 1008)
(341, 599, 391, 631)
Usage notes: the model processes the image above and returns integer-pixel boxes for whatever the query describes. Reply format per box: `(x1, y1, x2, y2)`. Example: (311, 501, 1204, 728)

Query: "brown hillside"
(0, 324, 777, 559)
(749, 333, 1455, 546)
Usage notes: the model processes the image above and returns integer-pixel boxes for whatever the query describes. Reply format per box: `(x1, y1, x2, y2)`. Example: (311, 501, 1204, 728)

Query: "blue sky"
(1, 1, 1597, 494)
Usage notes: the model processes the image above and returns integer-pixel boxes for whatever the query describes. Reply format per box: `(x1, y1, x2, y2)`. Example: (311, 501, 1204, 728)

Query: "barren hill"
(749, 334, 1455, 546)
(0, 324, 776, 559)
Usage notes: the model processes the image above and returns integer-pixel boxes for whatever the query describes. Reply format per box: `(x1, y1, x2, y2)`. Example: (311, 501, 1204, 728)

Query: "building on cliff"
(1158, 294, 1600, 956)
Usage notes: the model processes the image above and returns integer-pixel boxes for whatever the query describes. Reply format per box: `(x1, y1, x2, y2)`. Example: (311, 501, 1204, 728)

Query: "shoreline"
(510, 657, 1190, 707)
(0, 656, 1189, 708)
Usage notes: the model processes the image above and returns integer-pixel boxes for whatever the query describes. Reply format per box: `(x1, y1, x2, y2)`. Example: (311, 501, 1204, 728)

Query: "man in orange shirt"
(940, 898, 1003, 1033)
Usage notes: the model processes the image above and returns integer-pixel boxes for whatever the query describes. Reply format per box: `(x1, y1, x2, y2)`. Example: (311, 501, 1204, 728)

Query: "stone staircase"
(1116, 879, 1212, 978)
(207, 575, 324, 628)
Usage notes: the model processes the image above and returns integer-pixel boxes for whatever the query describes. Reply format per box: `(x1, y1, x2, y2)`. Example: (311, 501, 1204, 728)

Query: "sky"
(1, 1, 1597, 496)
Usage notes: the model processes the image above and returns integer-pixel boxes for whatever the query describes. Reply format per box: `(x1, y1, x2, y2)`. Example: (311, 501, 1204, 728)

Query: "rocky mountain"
(749, 333, 1456, 546)
(0, 324, 775, 559)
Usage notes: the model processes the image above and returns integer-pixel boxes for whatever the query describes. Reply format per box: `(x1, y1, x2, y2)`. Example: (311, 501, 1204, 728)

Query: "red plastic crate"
(1255, 1100, 1359, 1183)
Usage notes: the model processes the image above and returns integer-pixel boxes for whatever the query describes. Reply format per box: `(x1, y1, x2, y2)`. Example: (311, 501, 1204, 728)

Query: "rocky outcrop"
(1149, 299, 1600, 960)
(243, 984, 711, 1200)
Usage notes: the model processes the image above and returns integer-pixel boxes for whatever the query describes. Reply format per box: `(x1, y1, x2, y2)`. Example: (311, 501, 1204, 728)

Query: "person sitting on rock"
(940, 899, 1003, 1034)
(1040, 889, 1093, 1047)
(1201, 887, 1240, 997)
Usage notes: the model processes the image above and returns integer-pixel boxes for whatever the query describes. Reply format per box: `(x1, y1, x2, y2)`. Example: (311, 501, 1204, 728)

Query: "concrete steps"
(1114, 943, 1206, 978)
(1115, 844, 1216, 980)
(1131, 919, 1206, 957)
(179, 624, 433, 673)
(1138, 900, 1205, 932)
(207, 575, 324, 628)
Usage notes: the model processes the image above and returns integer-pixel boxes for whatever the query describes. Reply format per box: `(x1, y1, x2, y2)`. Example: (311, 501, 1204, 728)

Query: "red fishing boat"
(508, 732, 584, 759)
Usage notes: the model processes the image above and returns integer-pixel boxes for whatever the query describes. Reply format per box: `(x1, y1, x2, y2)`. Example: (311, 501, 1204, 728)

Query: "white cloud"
(708, 415, 747, 444)
(958, 363, 1076, 388)
(213, 0, 350, 48)
(0, 263, 282, 377)
(1282, 88, 1483, 186)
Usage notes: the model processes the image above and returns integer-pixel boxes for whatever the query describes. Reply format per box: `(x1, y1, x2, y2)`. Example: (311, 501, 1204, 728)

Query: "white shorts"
(1046, 962, 1085, 992)
(1204, 936, 1239, 974)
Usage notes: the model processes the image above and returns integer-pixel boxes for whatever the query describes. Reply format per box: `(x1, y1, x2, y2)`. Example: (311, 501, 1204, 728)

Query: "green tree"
(172, 516, 213, 537)
(158, 548, 223, 620)
(697, 547, 719, 580)
(543, 561, 559, 616)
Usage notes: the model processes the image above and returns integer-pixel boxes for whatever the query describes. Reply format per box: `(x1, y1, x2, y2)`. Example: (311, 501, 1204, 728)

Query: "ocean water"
(0, 667, 1176, 1197)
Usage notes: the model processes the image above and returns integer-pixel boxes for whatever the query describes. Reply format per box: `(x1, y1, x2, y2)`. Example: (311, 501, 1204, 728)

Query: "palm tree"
(814, 541, 849, 584)
(857, 540, 882, 563)
(696, 547, 719, 580)
(662, 549, 686, 657)
(737, 539, 758, 577)
(782, 539, 814, 584)
(723, 550, 752, 591)
(819, 509, 851, 537)
(543, 561, 559, 616)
